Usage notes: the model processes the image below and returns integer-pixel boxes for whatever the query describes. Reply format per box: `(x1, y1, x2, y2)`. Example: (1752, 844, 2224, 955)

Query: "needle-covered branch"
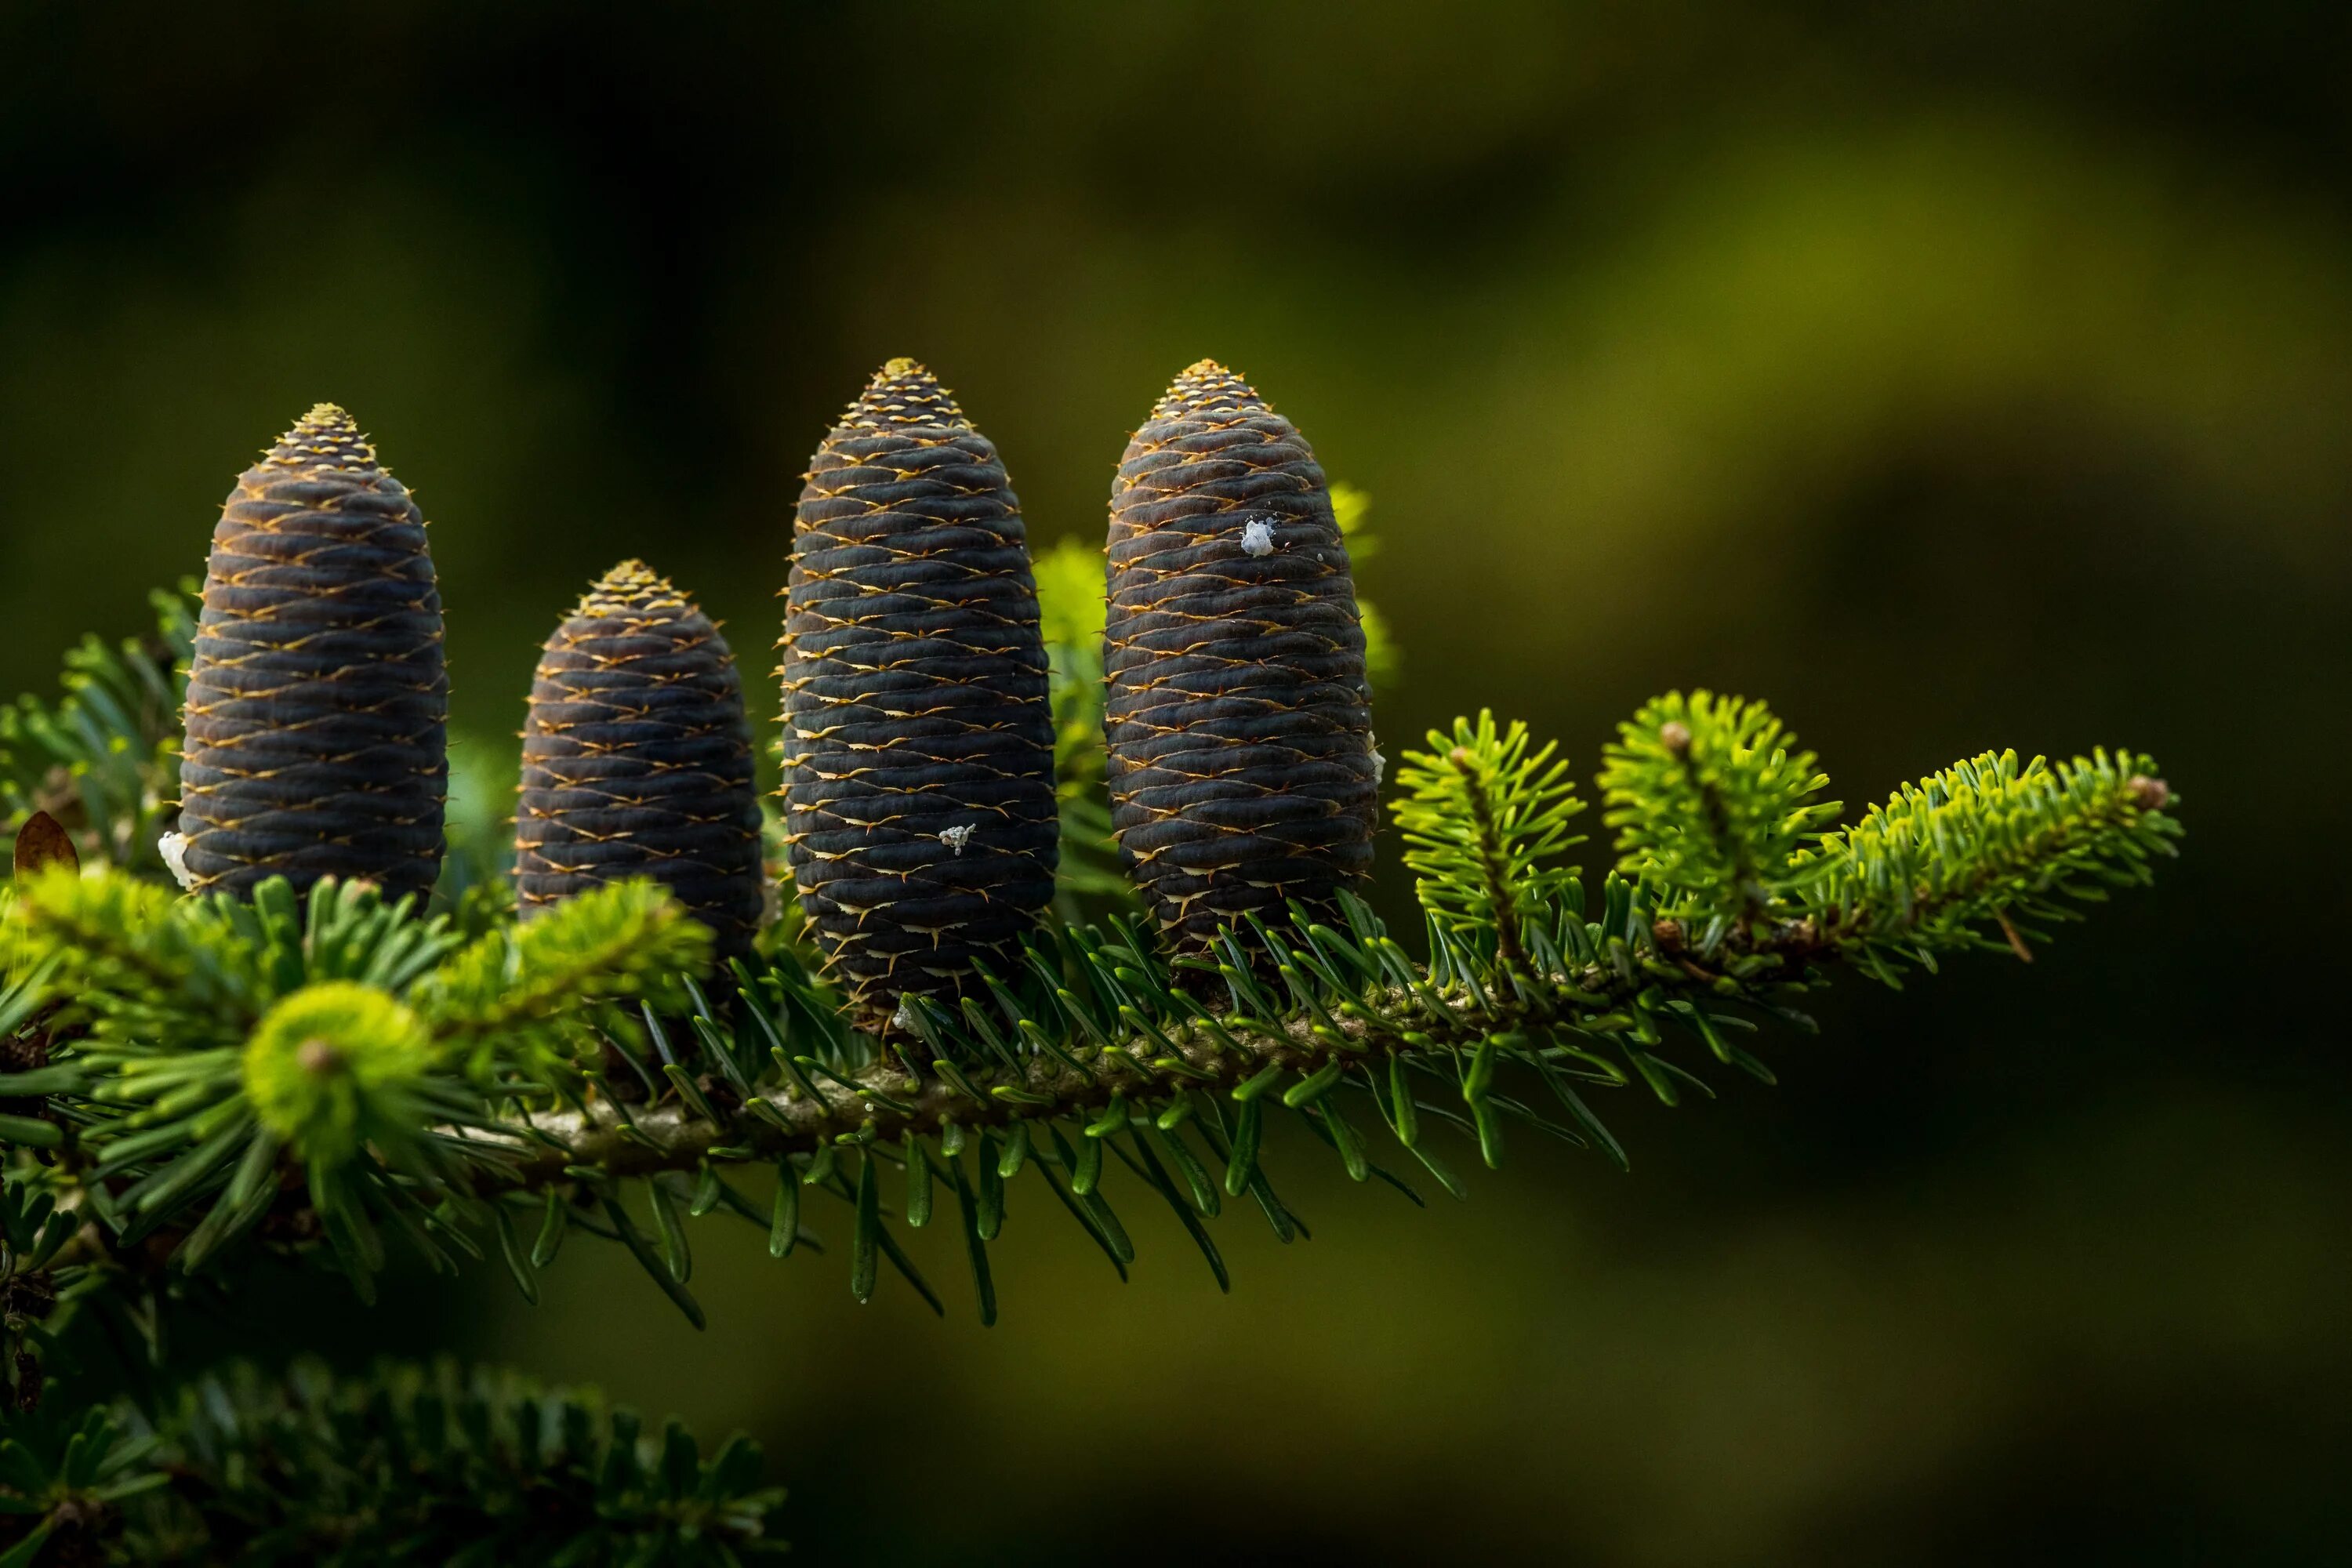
(0, 693, 2180, 1337)
(0, 1359, 787, 1566)
(0, 587, 194, 881)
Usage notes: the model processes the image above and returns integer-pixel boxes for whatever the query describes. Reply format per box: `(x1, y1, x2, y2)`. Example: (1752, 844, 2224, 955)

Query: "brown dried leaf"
(11, 811, 79, 880)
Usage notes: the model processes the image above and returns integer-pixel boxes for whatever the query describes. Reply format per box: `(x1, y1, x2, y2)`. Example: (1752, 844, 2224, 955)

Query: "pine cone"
(782, 359, 1058, 1026)
(1103, 361, 1377, 946)
(516, 561, 764, 961)
(176, 405, 447, 902)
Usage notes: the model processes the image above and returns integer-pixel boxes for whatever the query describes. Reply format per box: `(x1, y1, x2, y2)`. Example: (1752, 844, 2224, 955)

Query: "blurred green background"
(5, 3, 2348, 1562)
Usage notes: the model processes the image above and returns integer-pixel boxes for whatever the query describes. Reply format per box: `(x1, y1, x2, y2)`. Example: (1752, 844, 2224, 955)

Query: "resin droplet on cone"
(781, 359, 1058, 1025)
(1102, 361, 1377, 945)
(176, 405, 448, 901)
(516, 561, 764, 960)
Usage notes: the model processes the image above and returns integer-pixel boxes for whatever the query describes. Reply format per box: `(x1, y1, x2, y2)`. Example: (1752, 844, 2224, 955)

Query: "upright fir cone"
(174, 405, 447, 902)
(515, 561, 764, 961)
(1103, 361, 1378, 946)
(782, 359, 1058, 1027)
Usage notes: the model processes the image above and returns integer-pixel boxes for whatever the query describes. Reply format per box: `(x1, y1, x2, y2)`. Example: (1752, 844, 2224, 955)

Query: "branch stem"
(457, 942, 1733, 1195)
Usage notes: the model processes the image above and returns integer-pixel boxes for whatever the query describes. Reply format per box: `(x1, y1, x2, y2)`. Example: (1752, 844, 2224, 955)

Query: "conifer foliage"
(0, 371, 2183, 1564)
(0, 1359, 786, 1566)
(0, 587, 193, 880)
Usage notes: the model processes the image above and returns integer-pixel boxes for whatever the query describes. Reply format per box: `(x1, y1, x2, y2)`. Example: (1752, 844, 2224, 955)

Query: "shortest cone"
(516, 561, 763, 960)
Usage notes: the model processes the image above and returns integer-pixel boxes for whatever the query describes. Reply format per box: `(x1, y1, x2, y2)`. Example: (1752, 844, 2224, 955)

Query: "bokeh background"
(5, 4, 2348, 1563)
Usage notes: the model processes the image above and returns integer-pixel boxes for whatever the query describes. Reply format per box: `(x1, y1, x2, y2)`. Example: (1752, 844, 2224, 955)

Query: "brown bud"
(1658, 720, 1692, 756)
(1652, 918, 1684, 952)
(296, 1038, 343, 1076)
(2125, 775, 2171, 811)
(1448, 746, 1477, 770)
(10, 811, 78, 880)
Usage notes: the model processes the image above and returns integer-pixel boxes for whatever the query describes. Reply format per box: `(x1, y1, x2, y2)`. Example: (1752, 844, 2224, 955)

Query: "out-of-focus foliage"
(6, 868, 710, 1308)
(1034, 539, 1125, 913)
(0, 588, 192, 880)
(1329, 484, 1399, 689)
(0, 1360, 786, 1566)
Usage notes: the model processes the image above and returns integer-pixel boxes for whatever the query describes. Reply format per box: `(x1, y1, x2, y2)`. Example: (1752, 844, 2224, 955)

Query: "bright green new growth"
(1392, 712, 1585, 970)
(419, 877, 712, 1079)
(1599, 690, 1840, 935)
(5, 868, 716, 1301)
(1798, 746, 2176, 980)
(243, 982, 434, 1167)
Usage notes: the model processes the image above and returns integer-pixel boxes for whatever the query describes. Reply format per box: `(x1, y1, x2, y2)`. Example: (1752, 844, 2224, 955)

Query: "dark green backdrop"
(4, 5, 2346, 1563)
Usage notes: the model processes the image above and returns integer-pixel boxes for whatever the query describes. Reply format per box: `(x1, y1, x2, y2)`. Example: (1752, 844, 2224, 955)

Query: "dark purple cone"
(176, 405, 447, 902)
(782, 359, 1058, 1027)
(1103, 361, 1377, 946)
(517, 561, 764, 961)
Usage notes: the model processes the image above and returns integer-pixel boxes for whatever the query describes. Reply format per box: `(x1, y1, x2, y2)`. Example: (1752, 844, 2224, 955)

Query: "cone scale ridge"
(781, 361, 1058, 1026)
(516, 561, 764, 960)
(176, 405, 448, 901)
(1102, 361, 1377, 945)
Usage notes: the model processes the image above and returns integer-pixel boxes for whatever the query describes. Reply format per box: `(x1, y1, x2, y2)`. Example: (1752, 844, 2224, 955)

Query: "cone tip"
(596, 557, 667, 589)
(268, 402, 374, 466)
(579, 558, 688, 616)
(1152, 359, 1268, 419)
(833, 358, 967, 430)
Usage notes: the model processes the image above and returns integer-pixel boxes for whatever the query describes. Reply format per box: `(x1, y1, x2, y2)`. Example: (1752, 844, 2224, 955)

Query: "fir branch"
(1599, 691, 1838, 935)
(0, 1359, 786, 1566)
(0, 586, 194, 880)
(1391, 712, 1584, 974)
(462, 880, 1741, 1202)
(0, 712, 2183, 1331)
(10, 866, 189, 1022)
(416, 881, 713, 1075)
(1795, 747, 2179, 976)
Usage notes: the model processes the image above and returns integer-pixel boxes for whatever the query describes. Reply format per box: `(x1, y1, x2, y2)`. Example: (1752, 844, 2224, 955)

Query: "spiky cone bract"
(1103, 361, 1379, 947)
(175, 405, 448, 902)
(516, 562, 764, 962)
(782, 361, 1058, 1028)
